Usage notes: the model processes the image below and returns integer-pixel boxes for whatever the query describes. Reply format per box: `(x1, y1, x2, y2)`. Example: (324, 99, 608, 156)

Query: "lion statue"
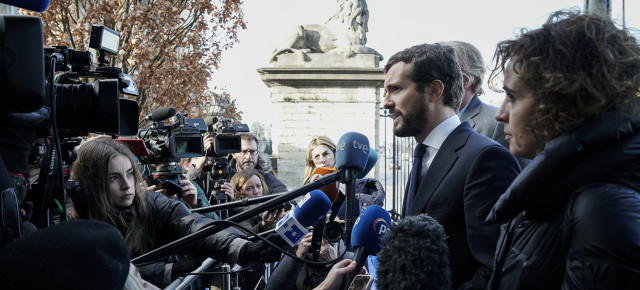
(269, 0, 383, 62)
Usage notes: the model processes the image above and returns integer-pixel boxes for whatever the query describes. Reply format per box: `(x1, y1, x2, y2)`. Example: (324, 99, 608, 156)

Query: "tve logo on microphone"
(337, 139, 369, 155)
(352, 139, 369, 155)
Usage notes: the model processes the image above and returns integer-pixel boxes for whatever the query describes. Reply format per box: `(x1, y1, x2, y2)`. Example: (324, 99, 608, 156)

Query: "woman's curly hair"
(489, 9, 640, 142)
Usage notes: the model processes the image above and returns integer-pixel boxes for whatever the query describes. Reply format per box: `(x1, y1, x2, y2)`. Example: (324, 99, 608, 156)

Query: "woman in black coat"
(486, 9, 640, 289)
(71, 138, 274, 287)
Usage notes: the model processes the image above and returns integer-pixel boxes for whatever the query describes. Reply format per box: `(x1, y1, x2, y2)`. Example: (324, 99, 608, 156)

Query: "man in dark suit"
(441, 41, 529, 168)
(383, 43, 520, 289)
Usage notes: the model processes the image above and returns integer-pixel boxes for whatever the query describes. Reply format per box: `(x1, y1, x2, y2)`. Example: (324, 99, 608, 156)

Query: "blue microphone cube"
(275, 211, 308, 247)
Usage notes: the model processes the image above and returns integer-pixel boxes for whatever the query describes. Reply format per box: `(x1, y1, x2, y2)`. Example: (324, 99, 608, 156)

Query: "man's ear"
(462, 75, 473, 90)
(428, 80, 445, 102)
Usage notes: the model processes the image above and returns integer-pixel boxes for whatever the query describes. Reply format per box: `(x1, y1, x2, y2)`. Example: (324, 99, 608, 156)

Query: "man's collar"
(423, 115, 461, 150)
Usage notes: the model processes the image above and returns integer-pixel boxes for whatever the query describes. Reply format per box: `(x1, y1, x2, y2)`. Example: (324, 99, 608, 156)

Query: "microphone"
(335, 132, 370, 246)
(309, 167, 339, 203)
(342, 205, 391, 290)
(204, 115, 218, 132)
(375, 214, 451, 290)
(357, 147, 378, 179)
(308, 167, 340, 260)
(144, 107, 176, 121)
(0, 0, 50, 12)
(335, 132, 370, 174)
(274, 189, 331, 247)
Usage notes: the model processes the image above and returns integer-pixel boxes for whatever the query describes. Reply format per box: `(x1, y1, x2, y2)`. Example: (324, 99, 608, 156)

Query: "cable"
(166, 219, 349, 277)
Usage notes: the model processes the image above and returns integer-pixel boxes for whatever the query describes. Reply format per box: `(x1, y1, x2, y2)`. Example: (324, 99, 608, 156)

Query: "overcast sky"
(210, 0, 640, 126)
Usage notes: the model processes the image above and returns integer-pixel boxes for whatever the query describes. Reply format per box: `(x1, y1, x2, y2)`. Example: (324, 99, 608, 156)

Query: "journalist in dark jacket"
(71, 138, 278, 287)
(486, 10, 640, 289)
(228, 152, 287, 195)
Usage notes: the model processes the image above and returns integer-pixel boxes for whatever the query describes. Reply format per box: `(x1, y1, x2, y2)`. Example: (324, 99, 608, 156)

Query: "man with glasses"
(223, 133, 287, 196)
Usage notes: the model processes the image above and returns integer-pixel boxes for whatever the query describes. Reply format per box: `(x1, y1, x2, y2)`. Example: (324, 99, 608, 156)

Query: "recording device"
(138, 107, 204, 163)
(200, 116, 248, 210)
(349, 275, 373, 290)
(357, 148, 378, 179)
(308, 167, 340, 260)
(309, 167, 339, 203)
(44, 25, 139, 137)
(342, 205, 391, 290)
(144, 107, 176, 122)
(0, 0, 50, 12)
(0, 2, 47, 241)
(325, 150, 378, 243)
(375, 214, 451, 289)
(275, 189, 331, 247)
(335, 132, 370, 247)
(3, 19, 142, 228)
(203, 116, 248, 157)
(133, 160, 343, 264)
(137, 107, 204, 194)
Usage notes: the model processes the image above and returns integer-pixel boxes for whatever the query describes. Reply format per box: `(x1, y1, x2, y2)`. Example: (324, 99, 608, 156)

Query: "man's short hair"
(384, 43, 464, 111)
(239, 132, 258, 147)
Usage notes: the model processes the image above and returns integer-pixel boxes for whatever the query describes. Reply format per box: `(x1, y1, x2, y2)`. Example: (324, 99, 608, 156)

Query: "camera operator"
(187, 134, 236, 202)
(142, 163, 219, 220)
(70, 138, 286, 287)
(0, 108, 50, 245)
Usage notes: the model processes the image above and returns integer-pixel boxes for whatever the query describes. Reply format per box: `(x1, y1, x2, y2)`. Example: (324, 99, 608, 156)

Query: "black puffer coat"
(485, 112, 640, 289)
(135, 192, 248, 287)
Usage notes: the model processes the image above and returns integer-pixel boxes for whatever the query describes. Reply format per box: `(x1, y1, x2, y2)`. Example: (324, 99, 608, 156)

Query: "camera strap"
(33, 136, 64, 227)
(0, 155, 24, 245)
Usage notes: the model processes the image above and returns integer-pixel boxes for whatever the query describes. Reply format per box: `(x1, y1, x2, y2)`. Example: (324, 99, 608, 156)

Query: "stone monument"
(258, 0, 384, 189)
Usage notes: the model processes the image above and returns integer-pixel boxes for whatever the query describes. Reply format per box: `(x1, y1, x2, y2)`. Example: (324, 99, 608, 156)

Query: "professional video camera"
(44, 25, 139, 137)
(138, 109, 205, 195)
(204, 116, 249, 157)
(32, 25, 141, 228)
(0, 9, 141, 235)
(201, 117, 249, 209)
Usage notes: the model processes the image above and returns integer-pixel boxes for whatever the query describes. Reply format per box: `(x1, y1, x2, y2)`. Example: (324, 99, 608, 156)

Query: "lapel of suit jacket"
(460, 96, 481, 129)
(409, 123, 470, 215)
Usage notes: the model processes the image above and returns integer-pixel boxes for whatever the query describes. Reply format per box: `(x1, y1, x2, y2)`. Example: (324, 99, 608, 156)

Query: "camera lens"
(54, 79, 120, 134)
(323, 221, 343, 243)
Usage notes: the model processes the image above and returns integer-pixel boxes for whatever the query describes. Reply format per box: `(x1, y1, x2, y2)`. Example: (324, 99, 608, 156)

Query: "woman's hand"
(260, 208, 287, 229)
(179, 173, 198, 207)
(220, 182, 235, 200)
(313, 259, 358, 290)
(295, 230, 314, 258)
(319, 239, 338, 263)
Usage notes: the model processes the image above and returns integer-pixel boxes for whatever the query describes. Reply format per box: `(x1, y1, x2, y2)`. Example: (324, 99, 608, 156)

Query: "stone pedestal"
(258, 53, 384, 189)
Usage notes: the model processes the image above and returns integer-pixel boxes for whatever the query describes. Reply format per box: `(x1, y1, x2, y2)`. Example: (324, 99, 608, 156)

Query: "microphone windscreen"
(293, 189, 331, 227)
(357, 148, 378, 179)
(0, 0, 50, 12)
(204, 116, 218, 127)
(310, 167, 339, 203)
(335, 132, 369, 172)
(351, 205, 391, 254)
(375, 214, 451, 290)
(150, 107, 176, 121)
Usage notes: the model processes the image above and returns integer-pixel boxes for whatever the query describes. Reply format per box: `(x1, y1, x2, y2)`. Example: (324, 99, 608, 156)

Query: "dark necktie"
(405, 144, 427, 215)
